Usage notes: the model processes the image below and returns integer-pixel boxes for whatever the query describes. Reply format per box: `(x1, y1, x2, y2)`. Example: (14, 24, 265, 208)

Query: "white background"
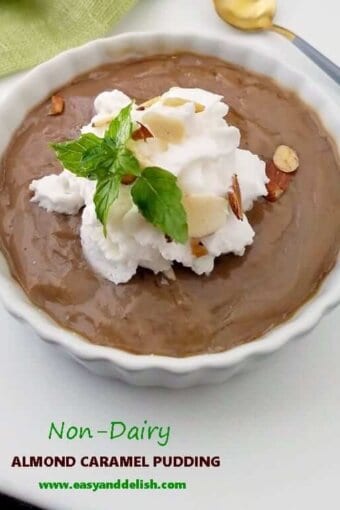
(0, 1, 340, 508)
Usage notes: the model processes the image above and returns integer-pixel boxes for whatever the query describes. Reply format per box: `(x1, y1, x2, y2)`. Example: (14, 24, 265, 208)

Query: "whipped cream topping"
(30, 88, 268, 284)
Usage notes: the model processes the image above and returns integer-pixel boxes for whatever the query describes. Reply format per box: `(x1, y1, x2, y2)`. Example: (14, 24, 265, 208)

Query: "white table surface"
(0, 1, 340, 509)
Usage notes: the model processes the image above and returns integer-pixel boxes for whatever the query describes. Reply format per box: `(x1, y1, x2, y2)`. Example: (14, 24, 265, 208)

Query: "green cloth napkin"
(0, 0, 138, 77)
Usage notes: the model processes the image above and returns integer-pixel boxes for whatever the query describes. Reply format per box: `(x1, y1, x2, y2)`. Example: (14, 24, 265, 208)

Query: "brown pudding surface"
(0, 53, 340, 357)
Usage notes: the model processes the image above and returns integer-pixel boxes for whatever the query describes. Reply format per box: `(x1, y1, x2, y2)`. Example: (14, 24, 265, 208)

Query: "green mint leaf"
(106, 103, 133, 146)
(94, 174, 121, 236)
(51, 133, 102, 176)
(111, 147, 141, 177)
(81, 145, 116, 180)
(131, 167, 188, 244)
(81, 144, 113, 170)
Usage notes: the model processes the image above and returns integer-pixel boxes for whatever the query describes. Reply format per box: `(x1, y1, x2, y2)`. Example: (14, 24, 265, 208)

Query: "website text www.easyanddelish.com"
(39, 479, 186, 492)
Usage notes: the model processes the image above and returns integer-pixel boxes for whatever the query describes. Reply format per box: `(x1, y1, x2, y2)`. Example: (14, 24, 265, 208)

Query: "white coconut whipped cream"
(30, 87, 268, 284)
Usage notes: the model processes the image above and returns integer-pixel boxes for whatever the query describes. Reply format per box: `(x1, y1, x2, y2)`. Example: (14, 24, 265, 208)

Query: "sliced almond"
(121, 174, 137, 185)
(265, 160, 292, 202)
(138, 96, 161, 109)
(132, 123, 153, 141)
(273, 145, 299, 173)
(48, 95, 64, 116)
(183, 194, 228, 238)
(190, 239, 209, 258)
(142, 111, 185, 144)
(266, 181, 285, 202)
(266, 160, 292, 189)
(163, 97, 205, 113)
(228, 174, 243, 220)
(91, 113, 115, 128)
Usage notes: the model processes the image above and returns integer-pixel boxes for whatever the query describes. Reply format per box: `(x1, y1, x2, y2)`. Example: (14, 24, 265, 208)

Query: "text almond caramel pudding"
(0, 53, 340, 357)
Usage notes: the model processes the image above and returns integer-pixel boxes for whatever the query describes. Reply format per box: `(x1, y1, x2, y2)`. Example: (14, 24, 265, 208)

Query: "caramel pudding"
(0, 53, 339, 357)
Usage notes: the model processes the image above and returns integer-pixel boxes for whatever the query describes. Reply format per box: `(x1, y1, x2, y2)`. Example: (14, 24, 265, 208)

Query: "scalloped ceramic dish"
(0, 32, 339, 388)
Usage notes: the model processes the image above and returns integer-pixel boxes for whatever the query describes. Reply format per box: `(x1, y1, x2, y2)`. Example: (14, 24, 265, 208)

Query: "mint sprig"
(131, 167, 188, 244)
(51, 133, 102, 177)
(50, 103, 188, 244)
(93, 174, 121, 235)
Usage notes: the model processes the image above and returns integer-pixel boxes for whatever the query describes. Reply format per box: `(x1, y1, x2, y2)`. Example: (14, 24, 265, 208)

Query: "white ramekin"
(0, 32, 339, 388)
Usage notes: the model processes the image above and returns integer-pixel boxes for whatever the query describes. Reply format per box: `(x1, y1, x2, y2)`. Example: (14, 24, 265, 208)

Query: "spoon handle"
(293, 36, 340, 84)
(272, 25, 340, 85)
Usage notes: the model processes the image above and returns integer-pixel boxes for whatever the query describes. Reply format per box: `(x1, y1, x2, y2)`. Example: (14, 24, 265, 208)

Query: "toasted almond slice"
(265, 180, 285, 202)
(138, 96, 161, 109)
(91, 113, 115, 128)
(266, 160, 293, 189)
(132, 123, 154, 141)
(121, 174, 137, 185)
(48, 95, 64, 115)
(142, 111, 185, 144)
(163, 97, 205, 113)
(228, 174, 243, 220)
(273, 145, 299, 173)
(190, 239, 209, 258)
(265, 160, 292, 202)
(183, 194, 228, 238)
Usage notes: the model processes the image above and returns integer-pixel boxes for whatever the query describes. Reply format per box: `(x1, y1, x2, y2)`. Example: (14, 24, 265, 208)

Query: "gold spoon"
(213, 0, 340, 84)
